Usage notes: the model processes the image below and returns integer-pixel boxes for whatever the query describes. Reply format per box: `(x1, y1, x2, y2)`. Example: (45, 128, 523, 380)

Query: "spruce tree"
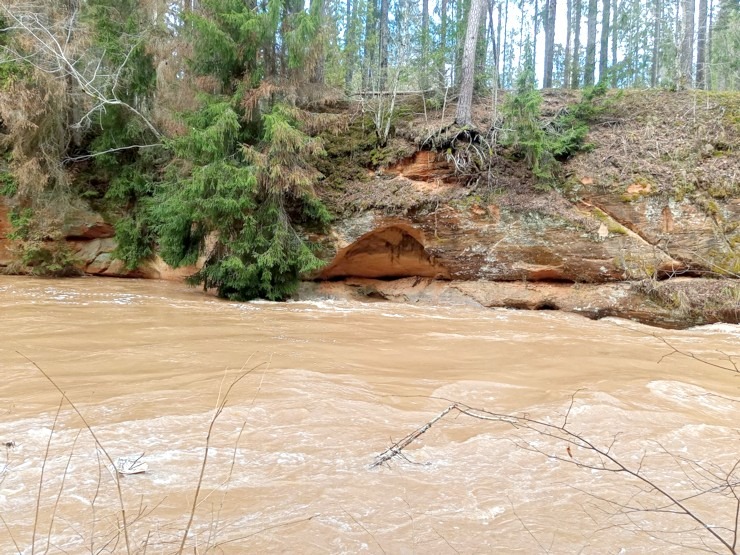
(145, 0, 331, 300)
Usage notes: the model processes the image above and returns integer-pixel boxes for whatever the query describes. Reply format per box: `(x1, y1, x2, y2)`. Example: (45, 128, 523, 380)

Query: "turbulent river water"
(1, 276, 739, 554)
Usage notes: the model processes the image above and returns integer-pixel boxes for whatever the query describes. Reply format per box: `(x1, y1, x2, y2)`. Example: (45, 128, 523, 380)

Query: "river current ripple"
(1, 276, 739, 554)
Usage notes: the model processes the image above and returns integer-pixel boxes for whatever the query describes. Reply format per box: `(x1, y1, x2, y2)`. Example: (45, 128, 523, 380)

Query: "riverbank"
(301, 276, 740, 329)
(1, 90, 738, 328)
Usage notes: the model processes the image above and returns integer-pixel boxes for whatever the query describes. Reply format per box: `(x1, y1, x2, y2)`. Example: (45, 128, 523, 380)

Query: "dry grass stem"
(16, 351, 132, 555)
(177, 362, 265, 554)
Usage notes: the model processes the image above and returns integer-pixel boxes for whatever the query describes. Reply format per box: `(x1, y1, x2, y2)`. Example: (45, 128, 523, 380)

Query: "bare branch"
(372, 395, 740, 554)
(177, 362, 265, 554)
(0, 5, 162, 140)
(63, 144, 163, 163)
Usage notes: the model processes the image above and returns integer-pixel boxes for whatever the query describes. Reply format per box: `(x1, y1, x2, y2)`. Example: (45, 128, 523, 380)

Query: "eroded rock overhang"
(317, 223, 450, 280)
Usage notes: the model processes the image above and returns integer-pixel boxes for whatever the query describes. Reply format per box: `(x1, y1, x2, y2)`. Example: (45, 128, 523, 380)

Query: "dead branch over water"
(372, 329, 740, 552)
(372, 392, 740, 554)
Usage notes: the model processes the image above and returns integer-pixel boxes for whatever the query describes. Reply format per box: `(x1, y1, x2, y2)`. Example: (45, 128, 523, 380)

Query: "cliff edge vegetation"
(0, 0, 738, 327)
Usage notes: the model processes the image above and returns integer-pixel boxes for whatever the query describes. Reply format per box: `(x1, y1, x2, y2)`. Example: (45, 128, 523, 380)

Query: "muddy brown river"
(1, 276, 739, 554)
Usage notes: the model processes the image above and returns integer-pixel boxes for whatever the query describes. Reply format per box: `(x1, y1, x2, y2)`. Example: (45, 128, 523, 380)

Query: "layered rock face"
(0, 198, 195, 280)
(309, 144, 738, 327)
(322, 150, 736, 284)
(1, 91, 738, 328)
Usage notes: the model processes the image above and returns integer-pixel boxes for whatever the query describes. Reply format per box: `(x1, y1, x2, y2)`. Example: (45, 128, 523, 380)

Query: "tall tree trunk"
(651, 0, 661, 86)
(345, 0, 355, 91)
(475, 0, 489, 90)
(439, 0, 448, 86)
(454, 0, 466, 85)
(519, 0, 525, 69)
(456, 0, 486, 125)
(584, 0, 598, 85)
(679, 0, 694, 87)
(496, 0, 503, 87)
(486, 0, 498, 85)
(421, 0, 430, 89)
(571, 0, 582, 87)
(706, 0, 713, 89)
(599, 0, 610, 81)
(362, 0, 377, 90)
(564, 0, 572, 87)
(544, 0, 557, 87)
(502, 0, 509, 87)
(611, 0, 618, 85)
(533, 0, 540, 74)
(696, 0, 708, 87)
(379, 0, 389, 88)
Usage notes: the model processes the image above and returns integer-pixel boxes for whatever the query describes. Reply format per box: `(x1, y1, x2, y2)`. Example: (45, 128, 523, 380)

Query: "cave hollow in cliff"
(319, 224, 450, 280)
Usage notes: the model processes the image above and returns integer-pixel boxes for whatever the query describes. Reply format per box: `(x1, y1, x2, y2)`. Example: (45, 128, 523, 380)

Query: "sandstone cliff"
(1, 90, 738, 328)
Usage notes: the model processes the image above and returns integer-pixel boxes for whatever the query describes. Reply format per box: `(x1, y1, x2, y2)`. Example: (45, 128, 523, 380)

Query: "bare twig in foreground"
(31, 396, 63, 555)
(45, 429, 82, 554)
(0, 513, 22, 555)
(177, 362, 265, 554)
(17, 351, 132, 555)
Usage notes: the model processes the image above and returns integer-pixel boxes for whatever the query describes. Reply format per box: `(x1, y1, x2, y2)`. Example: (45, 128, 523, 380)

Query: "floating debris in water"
(115, 454, 148, 475)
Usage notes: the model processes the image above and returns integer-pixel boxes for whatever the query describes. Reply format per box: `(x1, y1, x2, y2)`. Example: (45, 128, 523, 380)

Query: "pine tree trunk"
(611, 0, 618, 86)
(454, 0, 465, 85)
(696, 0, 708, 87)
(571, 0, 582, 87)
(651, 0, 661, 86)
(519, 0, 525, 70)
(379, 0, 389, 88)
(455, 0, 486, 125)
(564, 0, 572, 87)
(439, 0, 448, 87)
(362, 0, 377, 90)
(345, 0, 355, 91)
(502, 0, 509, 87)
(533, 0, 540, 71)
(706, 0, 713, 89)
(680, 0, 694, 87)
(599, 0, 610, 81)
(544, 0, 557, 87)
(495, 0, 503, 86)
(475, 0, 488, 90)
(584, 0, 598, 85)
(421, 0, 430, 89)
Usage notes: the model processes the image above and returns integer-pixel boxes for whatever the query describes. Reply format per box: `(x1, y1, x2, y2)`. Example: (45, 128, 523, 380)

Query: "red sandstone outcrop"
(62, 208, 115, 240)
(319, 223, 450, 280)
(322, 200, 687, 284)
